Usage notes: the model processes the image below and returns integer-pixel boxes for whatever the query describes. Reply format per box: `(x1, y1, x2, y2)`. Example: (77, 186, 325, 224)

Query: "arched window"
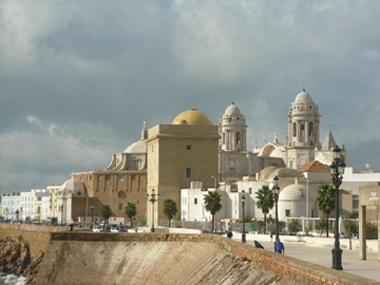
(236, 132, 241, 145)
(293, 122, 297, 137)
(308, 122, 314, 136)
(132, 160, 140, 170)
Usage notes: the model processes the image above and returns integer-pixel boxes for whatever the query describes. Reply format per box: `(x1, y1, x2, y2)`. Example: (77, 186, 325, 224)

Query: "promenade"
(231, 234, 380, 283)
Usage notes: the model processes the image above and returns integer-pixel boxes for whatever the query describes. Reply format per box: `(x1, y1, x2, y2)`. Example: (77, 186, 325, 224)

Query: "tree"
(100, 205, 112, 230)
(163, 199, 178, 227)
(204, 191, 222, 233)
(316, 184, 335, 237)
(125, 202, 137, 228)
(255, 185, 274, 234)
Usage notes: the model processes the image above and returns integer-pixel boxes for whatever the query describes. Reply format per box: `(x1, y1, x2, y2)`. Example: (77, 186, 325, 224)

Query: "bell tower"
(286, 89, 321, 169)
(220, 103, 247, 152)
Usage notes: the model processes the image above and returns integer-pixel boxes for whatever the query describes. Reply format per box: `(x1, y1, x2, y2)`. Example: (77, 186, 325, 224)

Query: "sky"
(1, 0, 379, 194)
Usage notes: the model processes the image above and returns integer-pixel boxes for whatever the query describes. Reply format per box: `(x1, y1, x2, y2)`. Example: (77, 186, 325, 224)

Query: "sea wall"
(35, 232, 373, 285)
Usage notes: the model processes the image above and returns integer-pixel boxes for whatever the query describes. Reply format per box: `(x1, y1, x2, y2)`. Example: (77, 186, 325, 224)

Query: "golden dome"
(172, 109, 213, 126)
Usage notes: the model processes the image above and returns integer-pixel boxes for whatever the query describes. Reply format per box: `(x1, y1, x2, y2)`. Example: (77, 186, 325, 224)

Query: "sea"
(0, 273, 28, 285)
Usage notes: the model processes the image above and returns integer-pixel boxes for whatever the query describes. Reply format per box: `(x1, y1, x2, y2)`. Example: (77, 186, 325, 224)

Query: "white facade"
(21, 191, 34, 220)
(1, 193, 22, 221)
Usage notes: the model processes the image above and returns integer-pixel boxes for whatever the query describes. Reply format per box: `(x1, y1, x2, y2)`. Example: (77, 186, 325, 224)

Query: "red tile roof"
(298, 160, 330, 173)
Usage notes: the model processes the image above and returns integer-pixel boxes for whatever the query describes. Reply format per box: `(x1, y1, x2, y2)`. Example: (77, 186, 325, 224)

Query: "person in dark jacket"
(274, 238, 285, 253)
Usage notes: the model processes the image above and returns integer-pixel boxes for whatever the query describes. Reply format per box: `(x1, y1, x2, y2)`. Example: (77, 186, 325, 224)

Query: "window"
(132, 160, 140, 170)
(236, 132, 241, 145)
(352, 195, 359, 209)
(118, 204, 123, 211)
(308, 122, 314, 136)
(285, 209, 291, 217)
(249, 188, 252, 195)
(194, 198, 198, 205)
(186, 167, 192, 179)
(293, 122, 297, 137)
(106, 175, 111, 181)
(186, 145, 192, 151)
(223, 132, 225, 144)
(118, 175, 124, 182)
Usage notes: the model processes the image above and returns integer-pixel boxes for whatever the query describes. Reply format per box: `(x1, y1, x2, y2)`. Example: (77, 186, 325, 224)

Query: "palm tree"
(124, 202, 137, 228)
(204, 191, 222, 233)
(255, 185, 274, 234)
(163, 199, 178, 227)
(100, 205, 112, 231)
(317, 183, 335, 237)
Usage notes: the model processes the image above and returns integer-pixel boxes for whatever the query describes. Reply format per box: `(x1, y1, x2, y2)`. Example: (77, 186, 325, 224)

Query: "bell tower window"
(293, 122, 297, 137)
(308, 122, 314, 136)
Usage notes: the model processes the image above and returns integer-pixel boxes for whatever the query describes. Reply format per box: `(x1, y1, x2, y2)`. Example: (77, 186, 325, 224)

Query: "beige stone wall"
(147, 124, 219, 226)
(73, 171, 148, 225)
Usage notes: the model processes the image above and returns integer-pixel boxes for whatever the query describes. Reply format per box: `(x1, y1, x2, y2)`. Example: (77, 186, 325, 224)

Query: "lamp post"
(211, 175, 217, 189)
(90, 204, 95, 226)
(330, 145, 345, 270)
(242, 190, 246, 243)
(59, 204, 64, 225)
(15, 209, 20, 222)
(147, 189, 159, 233)
(272, 176, 280, 240)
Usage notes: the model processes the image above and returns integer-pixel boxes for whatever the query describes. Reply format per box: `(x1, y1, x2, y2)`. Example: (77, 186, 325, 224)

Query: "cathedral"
(63, 89, 342, 225)
(219, 89, 340, 182)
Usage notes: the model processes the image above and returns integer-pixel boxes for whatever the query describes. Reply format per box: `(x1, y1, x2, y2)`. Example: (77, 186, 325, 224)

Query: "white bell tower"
(286, 89, 321, 169)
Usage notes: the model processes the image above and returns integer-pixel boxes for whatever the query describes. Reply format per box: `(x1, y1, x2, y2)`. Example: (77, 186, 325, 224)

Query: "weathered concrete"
(35, 233, 375, 285)
(1, 225, 377, 285)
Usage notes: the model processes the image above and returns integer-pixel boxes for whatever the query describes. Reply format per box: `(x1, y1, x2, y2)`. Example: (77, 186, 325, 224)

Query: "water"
(0, 273, 28, 285)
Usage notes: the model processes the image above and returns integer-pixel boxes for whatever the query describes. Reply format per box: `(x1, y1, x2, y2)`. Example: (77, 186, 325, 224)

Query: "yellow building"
(146, 109, 219, 227)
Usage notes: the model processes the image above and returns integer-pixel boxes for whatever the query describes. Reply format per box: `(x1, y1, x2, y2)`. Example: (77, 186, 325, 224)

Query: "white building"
(1, 192, 22, 221)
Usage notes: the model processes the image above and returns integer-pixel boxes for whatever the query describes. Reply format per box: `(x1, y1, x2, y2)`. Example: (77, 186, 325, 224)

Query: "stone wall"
(1, 225, 376, 284)
(0, 223, 68, 257)
(39, 233, 373, 285)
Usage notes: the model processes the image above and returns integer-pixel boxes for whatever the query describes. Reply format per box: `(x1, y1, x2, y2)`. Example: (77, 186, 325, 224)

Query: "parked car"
(202, 229, 212, 234)
(110, 226, 120, 233)
(93, 226, 103, 233)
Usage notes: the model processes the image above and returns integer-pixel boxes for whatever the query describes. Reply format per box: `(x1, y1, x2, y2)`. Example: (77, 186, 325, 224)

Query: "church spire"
(322, 129, 337, 150)
(141, 121, 148, 140)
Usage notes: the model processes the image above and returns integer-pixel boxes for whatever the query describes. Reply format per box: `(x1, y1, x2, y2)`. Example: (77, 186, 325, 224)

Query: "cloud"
(0, 0, 379, 192)
(0, 116, 120, 191)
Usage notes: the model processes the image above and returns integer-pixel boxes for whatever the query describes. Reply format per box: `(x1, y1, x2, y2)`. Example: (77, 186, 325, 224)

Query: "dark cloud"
(1, 0, 379, 193)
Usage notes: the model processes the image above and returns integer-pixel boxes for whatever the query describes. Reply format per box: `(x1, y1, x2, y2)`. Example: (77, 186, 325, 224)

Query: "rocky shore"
(0, 236, 44, 284)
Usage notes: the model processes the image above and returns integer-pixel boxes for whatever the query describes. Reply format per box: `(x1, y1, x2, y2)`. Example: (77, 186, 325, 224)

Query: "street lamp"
(241, 190, 246, 243)
(59, 204, 64, 225)
(90, 204, 95, 226)
(272, 176, 280, 240)
(147, 189, 159, 233)
(211, 175, 217, 189)
(15, 209, 20, 222)
(330, 145, 346, 270)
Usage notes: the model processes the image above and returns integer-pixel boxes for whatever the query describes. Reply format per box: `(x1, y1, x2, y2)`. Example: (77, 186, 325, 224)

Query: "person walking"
(227, 229, 233, 239)
(274, 238, 285, 254)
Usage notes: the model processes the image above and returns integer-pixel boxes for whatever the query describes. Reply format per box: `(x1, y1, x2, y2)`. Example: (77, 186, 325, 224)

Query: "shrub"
(316, 216, 328, 236)
(287, 219, 302, 233)
(366, 222, 378, 239)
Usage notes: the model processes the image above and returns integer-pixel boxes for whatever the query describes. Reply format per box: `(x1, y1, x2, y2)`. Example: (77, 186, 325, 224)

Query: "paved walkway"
(231, 235, 380, 283)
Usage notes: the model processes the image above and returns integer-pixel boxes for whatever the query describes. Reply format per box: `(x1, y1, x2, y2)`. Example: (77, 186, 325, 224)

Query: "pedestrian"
(227, 230, 233, 239)
(274, 238, 285, 254)
(270, 232, 273, 242)
(254, 240, 264, 249)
